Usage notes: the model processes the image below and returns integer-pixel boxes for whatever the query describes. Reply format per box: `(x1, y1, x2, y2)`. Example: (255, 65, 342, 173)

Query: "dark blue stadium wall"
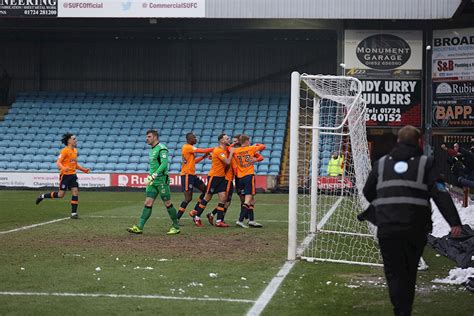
(0, 24, 337, 97)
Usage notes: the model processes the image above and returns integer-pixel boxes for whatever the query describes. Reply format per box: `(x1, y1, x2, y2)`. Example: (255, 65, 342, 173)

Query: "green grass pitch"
(0, 190, 471, 315)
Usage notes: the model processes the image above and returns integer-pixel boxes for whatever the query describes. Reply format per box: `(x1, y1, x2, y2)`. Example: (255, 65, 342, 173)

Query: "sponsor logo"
(356, 34, 411, 70)
(435, 105, 473, 120)
(121, 0, 131, 11)
(0, 0, 57, 4)
(118, 174, 129, 186)
(434, 35, 474, 47)
(436, 82, 474, 95)
(435, 83, 452, 94)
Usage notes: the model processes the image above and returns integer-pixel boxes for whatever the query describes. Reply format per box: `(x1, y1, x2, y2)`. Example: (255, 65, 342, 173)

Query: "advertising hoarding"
(344, 30, 423, 127)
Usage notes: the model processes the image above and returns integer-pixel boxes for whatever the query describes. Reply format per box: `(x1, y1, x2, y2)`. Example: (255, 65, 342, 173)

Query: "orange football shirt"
(208, 147, 228, 177)
(57, 147, 78, 175)
(232, 144, 266, 178)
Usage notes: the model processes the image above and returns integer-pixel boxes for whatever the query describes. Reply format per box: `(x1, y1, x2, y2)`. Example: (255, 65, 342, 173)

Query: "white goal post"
(287, 72, 382, 266)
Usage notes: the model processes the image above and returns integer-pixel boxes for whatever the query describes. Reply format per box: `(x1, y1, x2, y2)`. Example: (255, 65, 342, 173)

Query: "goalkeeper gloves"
(146, 173, 158, 186)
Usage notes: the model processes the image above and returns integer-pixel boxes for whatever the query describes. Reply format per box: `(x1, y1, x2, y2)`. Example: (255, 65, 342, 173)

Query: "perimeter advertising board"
(0, 172, 109, 188)
(0, 172, 270, 191)
(0, 0, 57, 17)
(432, 28, 474, 128)
(344, 30, 423, 127)
(57, 0, 204, 17)
(110, 173, 268, 191)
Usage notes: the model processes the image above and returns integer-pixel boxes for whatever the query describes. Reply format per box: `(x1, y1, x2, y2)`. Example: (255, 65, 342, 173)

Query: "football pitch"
(0, 190, 471, 315)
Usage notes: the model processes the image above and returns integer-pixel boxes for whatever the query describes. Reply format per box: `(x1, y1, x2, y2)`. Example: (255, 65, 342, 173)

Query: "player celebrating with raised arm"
(230, 134, 266, 228)
(190, 133, 233, 227)
(177, 133, 214, 221)
(230, 134, 264, 208)
(35, 133, 90, 219)
(127, 129, 180, 235)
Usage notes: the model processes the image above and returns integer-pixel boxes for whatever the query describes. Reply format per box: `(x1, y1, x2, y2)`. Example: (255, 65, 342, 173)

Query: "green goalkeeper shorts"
(146, 176, 171, 201)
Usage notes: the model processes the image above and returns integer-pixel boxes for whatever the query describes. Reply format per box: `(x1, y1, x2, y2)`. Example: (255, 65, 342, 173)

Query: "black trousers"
(378, 235, 427, 316)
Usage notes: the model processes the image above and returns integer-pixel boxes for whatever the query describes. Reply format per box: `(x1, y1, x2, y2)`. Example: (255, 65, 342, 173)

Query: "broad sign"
(344, 30, 423, 127)
(432, 28, 474, 128)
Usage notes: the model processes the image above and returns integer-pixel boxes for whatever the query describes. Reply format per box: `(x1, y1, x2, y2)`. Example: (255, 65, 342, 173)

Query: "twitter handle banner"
(58, 0, 204, 17)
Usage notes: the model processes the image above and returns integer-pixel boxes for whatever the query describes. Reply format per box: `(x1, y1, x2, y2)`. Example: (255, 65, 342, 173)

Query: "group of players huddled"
(35, 130, 266, 235)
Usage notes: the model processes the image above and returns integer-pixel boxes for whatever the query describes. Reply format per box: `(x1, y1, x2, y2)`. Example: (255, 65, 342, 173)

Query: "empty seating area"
(0, 92, 288, 175)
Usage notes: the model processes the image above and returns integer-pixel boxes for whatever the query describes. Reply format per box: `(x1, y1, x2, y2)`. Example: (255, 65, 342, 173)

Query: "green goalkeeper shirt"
(149, 143, 169, 177)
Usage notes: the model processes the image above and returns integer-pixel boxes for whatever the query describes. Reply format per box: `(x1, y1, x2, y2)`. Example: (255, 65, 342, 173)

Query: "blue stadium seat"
(269, 165, 280, 174)
(170, 163, 181, 172)
(0, 154, 12, 162)
(270, 158, 281, 165)
(257, 165, 269, 174)
(129, 156, 140, 164)
(7, 161, 19, 170)
(115, 163, 128, 172)
(38, 162, 51, 171)
(274, 137, 284, 144)
(270, 150, 282, 159)
(94, 163, 106, 171)
(117, 156, 129, 164)
(202, 164, 211, 173)
(31, 155, 44, 163)
(245, 116, 256, 124)
(137, 163, 148, 171)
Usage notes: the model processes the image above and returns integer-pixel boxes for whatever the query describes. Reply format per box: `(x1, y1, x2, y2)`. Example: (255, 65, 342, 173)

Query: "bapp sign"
(58, 0, 205, 17)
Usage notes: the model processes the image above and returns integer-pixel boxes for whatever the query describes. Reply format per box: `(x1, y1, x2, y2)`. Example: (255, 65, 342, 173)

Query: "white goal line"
(0, 291, 255, 304)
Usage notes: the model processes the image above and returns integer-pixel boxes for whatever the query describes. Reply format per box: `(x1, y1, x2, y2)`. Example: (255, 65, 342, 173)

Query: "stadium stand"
(0, 92, 288, 176)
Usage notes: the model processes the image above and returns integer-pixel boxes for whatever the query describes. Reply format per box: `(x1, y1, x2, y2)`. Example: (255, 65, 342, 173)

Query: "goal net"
(288, 72, 382, 266)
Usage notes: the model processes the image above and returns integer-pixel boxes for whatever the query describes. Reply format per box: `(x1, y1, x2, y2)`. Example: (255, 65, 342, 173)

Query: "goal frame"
(287, 71, 376, 264)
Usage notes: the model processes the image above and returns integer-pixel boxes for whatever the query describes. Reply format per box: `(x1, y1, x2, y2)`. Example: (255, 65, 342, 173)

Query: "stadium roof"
(206, 0, 464, 20)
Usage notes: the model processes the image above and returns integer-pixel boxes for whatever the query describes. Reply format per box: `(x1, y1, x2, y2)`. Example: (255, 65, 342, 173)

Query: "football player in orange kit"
(229, 134, 265, 228)
(35, 133, 90, 219)
(206, 134, 264, 226)
(177, 133, 214, 221)
(190, 133, 233, 227)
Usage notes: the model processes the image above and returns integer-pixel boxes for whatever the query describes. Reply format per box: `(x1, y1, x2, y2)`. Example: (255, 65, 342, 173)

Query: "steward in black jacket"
(362, 125, 461, 316)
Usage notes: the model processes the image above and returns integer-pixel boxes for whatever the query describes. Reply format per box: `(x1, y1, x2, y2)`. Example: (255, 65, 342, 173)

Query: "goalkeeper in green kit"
(127, 129, 180, 235)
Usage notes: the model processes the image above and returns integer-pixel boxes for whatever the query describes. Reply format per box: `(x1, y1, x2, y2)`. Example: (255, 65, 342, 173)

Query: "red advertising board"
(110, 173, 268, 191)
(317, 176, 353, 190)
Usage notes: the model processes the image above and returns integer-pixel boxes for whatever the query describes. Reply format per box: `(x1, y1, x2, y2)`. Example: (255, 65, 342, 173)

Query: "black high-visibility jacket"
(363, 142, 461, 238)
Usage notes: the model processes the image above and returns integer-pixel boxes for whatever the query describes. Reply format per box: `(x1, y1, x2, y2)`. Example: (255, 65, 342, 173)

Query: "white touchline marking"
(0, 218, 69, 235)
(0, 291, 255, 303)
(246, 261, 295, 316)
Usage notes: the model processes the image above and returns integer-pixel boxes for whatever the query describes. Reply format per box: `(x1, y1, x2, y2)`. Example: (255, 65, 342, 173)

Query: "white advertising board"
(0, 172, 110, 188)
(58, 0, 205, 18)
